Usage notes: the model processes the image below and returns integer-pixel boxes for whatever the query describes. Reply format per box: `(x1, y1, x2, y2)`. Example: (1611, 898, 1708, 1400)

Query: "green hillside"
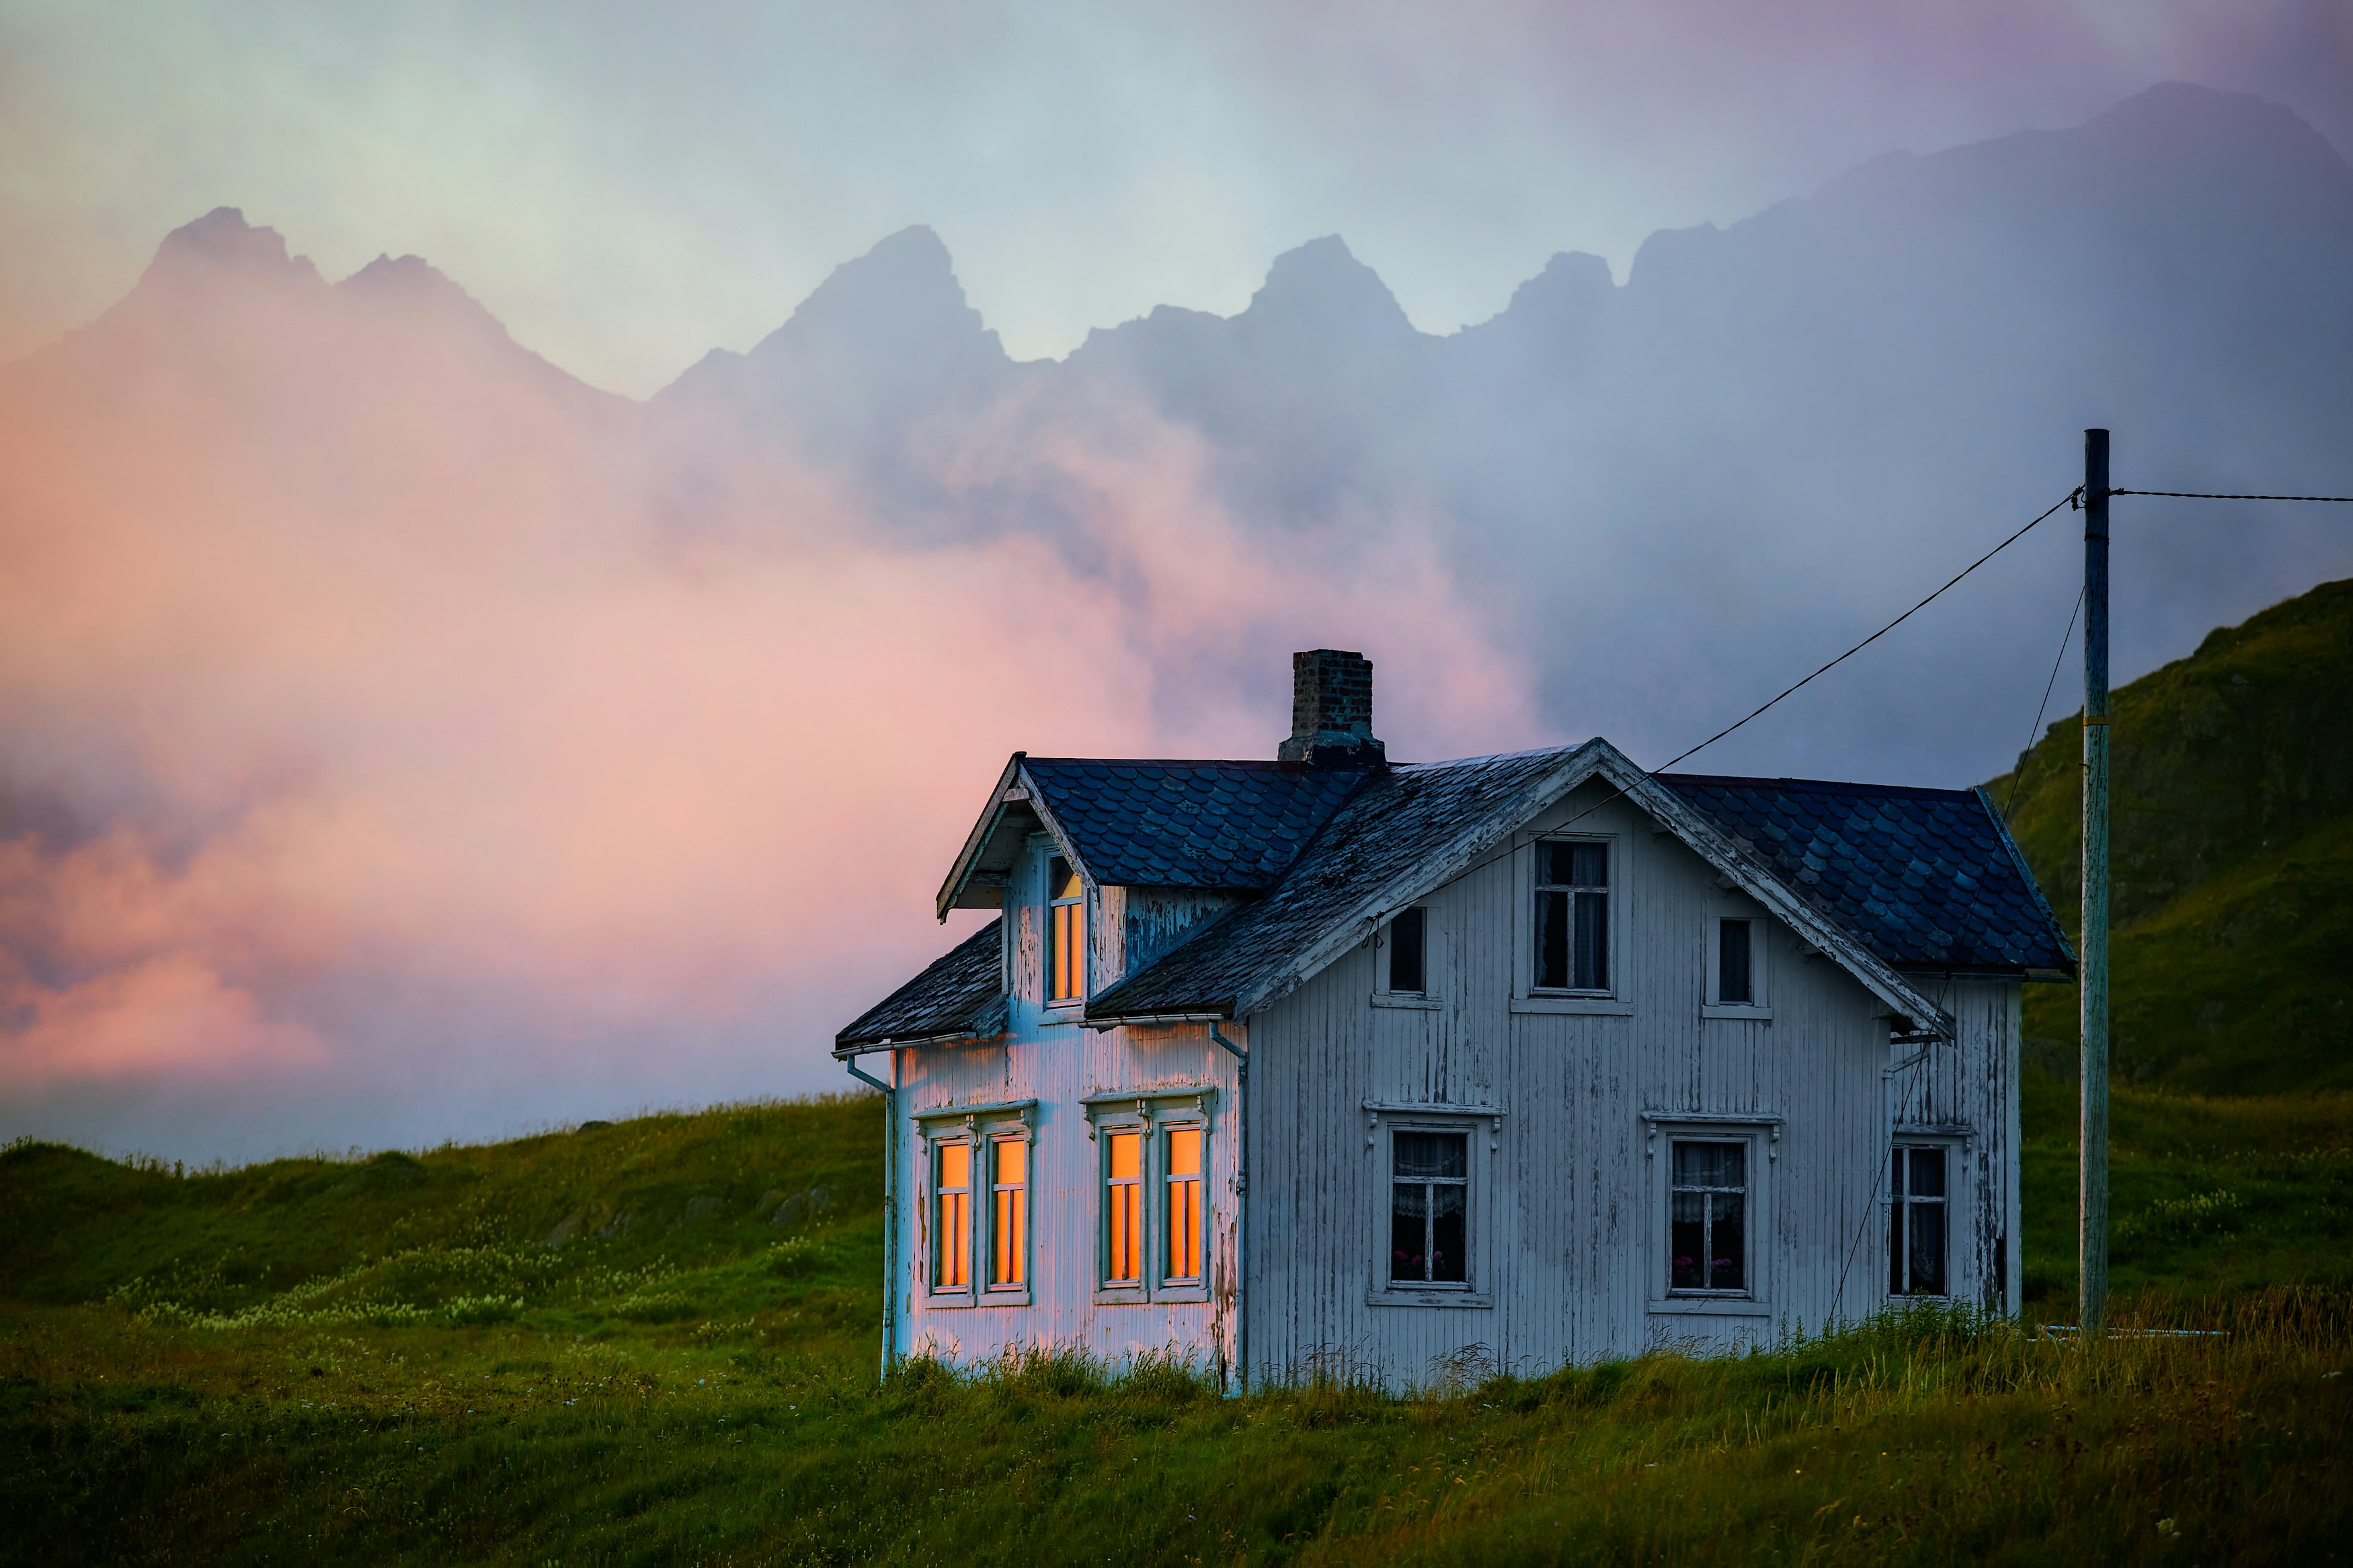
(1985, 576, 2353, 1093)
(6, 1102, 2349, 1565)
(0, 1097, 884, 1336)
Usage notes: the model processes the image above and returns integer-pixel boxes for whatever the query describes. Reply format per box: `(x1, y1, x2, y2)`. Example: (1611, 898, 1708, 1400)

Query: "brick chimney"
(1277, 649, 1386, 767)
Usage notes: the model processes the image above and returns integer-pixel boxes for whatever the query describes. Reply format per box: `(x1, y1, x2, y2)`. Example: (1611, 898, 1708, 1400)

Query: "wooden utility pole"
(2080, 428, 2111, 1329)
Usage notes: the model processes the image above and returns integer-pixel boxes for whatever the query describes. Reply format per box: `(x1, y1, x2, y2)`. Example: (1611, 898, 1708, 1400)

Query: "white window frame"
(913, 1099, 1037, 1309)
(1644, 1114, 1778, 1317)
(1512, 831, 1632, 1014)
(1702, 899, 1772, 1020)
(1043, 843, 1088, 1013)
(1159, 1121, 1209, 1294)
(982, 1126, 1035, 1306)
(1886, 1132, 1968, 1303)
(1081, 1088, 1218, 1305)
(1372, 904, 1442, 1009)
(1364, 1102, 1500, 1309)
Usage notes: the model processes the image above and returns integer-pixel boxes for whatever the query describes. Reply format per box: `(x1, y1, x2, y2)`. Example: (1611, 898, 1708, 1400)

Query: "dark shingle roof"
(1023, 759, 1371, 889)
(844, 747, 2075, 1045)
(1661, 774, 2074, 973)
(834, 917, 1005, 1053)
(1089, 749, 1570, 1017)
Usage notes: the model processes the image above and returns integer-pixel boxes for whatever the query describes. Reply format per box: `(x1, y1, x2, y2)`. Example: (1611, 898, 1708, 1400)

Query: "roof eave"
(1974, 784, 2078, 966)
(832, 1026, 1008, 1059)
(1078, 1007, 1231, 1031)
(1014, 759, 1102, 891)
(934, 753, 1028, 921)
(1624, 761, 1955, 1037)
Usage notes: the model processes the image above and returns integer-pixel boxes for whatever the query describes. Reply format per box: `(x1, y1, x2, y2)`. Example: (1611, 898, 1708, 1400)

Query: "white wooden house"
(835, 651, 2071, 1387)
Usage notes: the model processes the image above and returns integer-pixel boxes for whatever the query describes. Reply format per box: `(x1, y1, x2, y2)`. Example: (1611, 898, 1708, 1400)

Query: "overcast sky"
(5, 0, 2346, 394)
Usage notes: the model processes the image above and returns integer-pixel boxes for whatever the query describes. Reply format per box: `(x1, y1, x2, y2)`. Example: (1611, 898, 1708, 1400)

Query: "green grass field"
(5, 1085, 2348, 1566)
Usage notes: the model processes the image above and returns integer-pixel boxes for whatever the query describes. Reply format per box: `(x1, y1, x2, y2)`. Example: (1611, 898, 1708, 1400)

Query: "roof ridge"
(1023, 756, 1337, 770)
(1396, 742, 1589, 770)
(1661, 772, 1979, 800)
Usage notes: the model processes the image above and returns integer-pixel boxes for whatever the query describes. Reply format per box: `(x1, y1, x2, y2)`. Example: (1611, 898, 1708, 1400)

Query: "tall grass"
(4, 1095, 2348, 1564)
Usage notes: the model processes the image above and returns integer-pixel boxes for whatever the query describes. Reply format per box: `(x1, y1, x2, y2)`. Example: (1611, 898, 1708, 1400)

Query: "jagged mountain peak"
(144, 207, 322, 289)
(339, 253, 514, 341)
(1242, 235, 1417, 339)
(749, 222, 1000, 366)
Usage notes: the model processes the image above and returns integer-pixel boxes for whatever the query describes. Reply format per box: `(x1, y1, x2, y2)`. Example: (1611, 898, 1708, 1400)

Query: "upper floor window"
(1047, 856, 1086, 1003)
(1387, 906, 1427, 994)
(1717, 918, 1754, 1004)
(1888, 1146, 1948, 1296)
(1534, 840, 1609, 992)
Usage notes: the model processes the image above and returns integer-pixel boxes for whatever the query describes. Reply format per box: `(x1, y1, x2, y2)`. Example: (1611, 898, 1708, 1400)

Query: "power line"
(1644, 486, 2083, 778)
(2112, 489, 2353, 503)
(2000, 585, 2086, 823)
(1367, 487, 2086, 927)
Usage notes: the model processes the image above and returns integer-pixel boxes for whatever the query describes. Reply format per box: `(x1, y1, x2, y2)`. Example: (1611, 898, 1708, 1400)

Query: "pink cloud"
(0, 224, 1530, 1135)
(1, 952, 325, 1087)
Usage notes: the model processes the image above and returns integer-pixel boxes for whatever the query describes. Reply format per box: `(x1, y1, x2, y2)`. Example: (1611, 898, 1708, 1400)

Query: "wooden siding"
(1240, 781, 2023, 1388)
(881, 782, 2023, 1390)
(889, 839, 1244, 1375)
(890, 1021, 1243, 1374)
(1102, 885, 1248, 985)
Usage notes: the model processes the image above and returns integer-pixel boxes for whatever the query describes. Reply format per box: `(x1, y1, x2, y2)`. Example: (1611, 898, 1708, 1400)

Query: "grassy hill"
(5, 1097, 2350, 1565)
(0, 1098, 883, 1336)
(1985, 575, 2353, 1093)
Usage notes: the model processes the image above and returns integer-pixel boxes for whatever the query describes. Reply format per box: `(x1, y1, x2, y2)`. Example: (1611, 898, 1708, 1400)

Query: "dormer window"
(1047, 856, 1086, 1003)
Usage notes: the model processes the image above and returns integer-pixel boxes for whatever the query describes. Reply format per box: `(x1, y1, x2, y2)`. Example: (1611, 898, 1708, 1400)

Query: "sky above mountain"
(1, 20, 2349, 1167)
(3, 0, 2346, 393)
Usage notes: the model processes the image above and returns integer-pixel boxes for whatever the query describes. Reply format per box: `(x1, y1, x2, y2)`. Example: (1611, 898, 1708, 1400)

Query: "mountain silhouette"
(655, 224, 1019, 511)
(9, 82, 2350, 784)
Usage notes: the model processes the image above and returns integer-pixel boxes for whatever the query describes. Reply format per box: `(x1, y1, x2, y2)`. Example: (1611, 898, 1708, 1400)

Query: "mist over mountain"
(3, 81, 2348, 1160)
(653, 79, 2352, 779)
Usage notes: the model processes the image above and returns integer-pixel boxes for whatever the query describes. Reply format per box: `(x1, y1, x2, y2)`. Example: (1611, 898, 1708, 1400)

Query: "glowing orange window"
(990, 1137, 1027, 1290)
(1165, 1126, 1203, 1285)
(934, 1141, 971, 1291)
(1047, 856, 1086, 1003)
(1105, 1129, 1143, 1286)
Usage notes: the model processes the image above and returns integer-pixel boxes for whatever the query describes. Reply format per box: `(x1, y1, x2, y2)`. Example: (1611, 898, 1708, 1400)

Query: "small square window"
(1669, 1139, 1747, 1294)
(1534, 841, 1609, 992)
(1388, 907, 1427, 994)
(1889, 1146, 1948, 1296)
